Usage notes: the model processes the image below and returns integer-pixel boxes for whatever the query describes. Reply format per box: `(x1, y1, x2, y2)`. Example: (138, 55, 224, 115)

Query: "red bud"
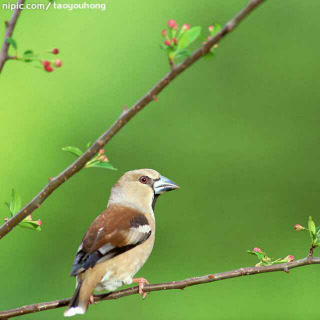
(52, 48, 59, 54)
(294, 224, 304, 231)
(54, 59, 62, 67)
(172, 37, 177, 45)
(168, 19, 177, 29)
(253, 247, 262, 253)
(182, 24, 190, 30)
(42, 60, 51, 67)
(161, 29, 167, 37)
(164, 40, 171, 46)
(209, 25, 214, 32)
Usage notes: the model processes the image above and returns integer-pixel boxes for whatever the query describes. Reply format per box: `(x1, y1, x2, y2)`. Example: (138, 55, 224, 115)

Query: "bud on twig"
(52, 48, 59, 54)
(284, 255, 294, 262)
(294, 224, 305, 231)
(253, 247, 262, 253)
(182, 24, 190, 31)
(168, 19, 177, 29)
(161, 29, 167, 37)
(208, 25, 214, 32)
(164, 40, 171, 46)
(54, 59, 62, 67)
(172, 37, 177, 45)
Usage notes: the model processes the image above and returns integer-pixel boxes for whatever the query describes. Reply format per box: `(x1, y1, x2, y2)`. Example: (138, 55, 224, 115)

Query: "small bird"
(64, 169, 179, 317)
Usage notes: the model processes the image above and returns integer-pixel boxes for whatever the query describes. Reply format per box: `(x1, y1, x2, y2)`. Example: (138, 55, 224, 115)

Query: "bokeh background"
(1, 0, 320, 319)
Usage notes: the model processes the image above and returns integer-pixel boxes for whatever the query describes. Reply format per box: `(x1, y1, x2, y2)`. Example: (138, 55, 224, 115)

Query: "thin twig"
(0, 256, 318, 319)
(0, 0, 25, 73)
(0, 0, 266, 239)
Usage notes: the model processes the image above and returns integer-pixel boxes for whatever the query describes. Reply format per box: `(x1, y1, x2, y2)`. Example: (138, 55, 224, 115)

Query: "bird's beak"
(154, 175, 179, 195)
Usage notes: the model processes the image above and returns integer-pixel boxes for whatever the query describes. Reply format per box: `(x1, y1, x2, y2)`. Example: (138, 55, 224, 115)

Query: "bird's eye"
(139, 176, 148, 184)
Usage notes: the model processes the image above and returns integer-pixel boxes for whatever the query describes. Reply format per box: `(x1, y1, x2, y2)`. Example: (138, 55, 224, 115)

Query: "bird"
(64, 169, 179, 317)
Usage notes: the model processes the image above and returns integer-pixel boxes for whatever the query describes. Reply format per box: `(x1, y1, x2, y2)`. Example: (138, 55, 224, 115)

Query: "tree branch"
(0, 256, 318, 319)
(0, 0, 25, 73)
(0, 0, 266, 239)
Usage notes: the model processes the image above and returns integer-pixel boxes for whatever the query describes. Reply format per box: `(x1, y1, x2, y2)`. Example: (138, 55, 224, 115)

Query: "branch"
(0, 0, 25, 73)
(0, 256, 318, 319)
(0, 0, 266, 239)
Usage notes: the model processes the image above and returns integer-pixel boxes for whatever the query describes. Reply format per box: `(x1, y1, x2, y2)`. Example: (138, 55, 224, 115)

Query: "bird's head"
(108, 169, 179, 214)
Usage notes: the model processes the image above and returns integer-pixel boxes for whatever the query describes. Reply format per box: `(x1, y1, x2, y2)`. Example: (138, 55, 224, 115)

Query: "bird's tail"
(64, 281, 87, 317)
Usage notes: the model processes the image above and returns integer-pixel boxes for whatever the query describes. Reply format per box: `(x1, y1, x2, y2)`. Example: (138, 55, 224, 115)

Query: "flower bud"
(54, 59, 62, 67)
(42, 60, 51, 67)
(52, 48, 59, 54)
(208, 25, 214, 32)
(285, 255, 294, 262)
(36, 219, 42, 226)
(253, 247, 262, 253)
(98, 149, 105, 155)
(172, 37, 177, 45)
(44, 65, 54, 72)
(161, 29, 167, 37)
(182, 24, 190, 31)
(99, 155, 108, 162)
(164, 40, 171, 46)
(294, 224, 304, 231)
(168, 19, 177, 29)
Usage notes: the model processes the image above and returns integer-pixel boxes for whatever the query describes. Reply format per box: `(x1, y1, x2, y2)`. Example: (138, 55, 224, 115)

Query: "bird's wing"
(70, 205, 152, 276)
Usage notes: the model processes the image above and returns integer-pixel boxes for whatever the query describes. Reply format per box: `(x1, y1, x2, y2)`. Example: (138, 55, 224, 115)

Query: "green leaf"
(210, 23, 222, 35)
(308, 216, 316, 244)
(174, 49, 191, 60)
(88, 162, 117, 170)
(204, 50, 216, 60)
(23, 50, 34, 62)
(4, 202, 10, 209)
(62, 146, 83, 157)
(86, 142, 92, 148)
(160, 44, 170, 51)
(19, 221, 41, 231)
(6, 37, 17, 50)
(178, 26, 201, 50)
(247, 250, 265, 260)
(10, 189, 21, 215)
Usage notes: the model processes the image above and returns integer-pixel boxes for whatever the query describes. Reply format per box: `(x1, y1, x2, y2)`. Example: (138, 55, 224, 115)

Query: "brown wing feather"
(70, 205, 151, 276)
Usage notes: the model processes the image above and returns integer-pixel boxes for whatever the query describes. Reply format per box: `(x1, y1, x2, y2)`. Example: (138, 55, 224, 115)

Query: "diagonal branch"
(0, 256, 318, 319)
(0, 0, 25, 73)
(0, 0, 266, 239)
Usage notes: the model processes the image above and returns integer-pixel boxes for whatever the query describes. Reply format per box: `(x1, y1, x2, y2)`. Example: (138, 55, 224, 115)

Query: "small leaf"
(19, 221, 41, 231)
(62, 146, 83, 157)
(247, 250, 265, 260)
(178, 26, 201, 50)
(86, 142, 92, 148)
(174, 49, 191, 60)
(23, 50, 34, 62)
(308, 216, 316, 238)
(160, 44, 170, 51)
(204, 50, 216, 60)
(88, 162, 117, 171)
(6, 37, 17, 50)
(210, 23, 222, 35)
(4, 202, 10, 209)
(10, 189, 21, 215)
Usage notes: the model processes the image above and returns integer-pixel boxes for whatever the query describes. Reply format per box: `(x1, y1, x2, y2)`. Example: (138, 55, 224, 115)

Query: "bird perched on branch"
(64, 169, 179, 317)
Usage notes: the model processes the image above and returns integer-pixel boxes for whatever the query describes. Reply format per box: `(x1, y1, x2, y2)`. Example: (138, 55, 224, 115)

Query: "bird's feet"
(89, 295, 97, 305)
(132, 277, 149, 300)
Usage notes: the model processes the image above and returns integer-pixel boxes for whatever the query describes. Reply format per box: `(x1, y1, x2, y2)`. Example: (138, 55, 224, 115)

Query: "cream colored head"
(108, 169, 179, 215)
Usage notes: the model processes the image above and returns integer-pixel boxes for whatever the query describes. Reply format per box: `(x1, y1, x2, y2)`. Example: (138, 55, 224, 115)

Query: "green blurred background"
(1, 0, 320, 319)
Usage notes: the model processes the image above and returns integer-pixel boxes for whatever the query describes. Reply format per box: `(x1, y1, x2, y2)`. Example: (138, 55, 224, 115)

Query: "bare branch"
(0, 0, 266, 239)
(0, 0, 25, 73)
(0, 256, 318, 319)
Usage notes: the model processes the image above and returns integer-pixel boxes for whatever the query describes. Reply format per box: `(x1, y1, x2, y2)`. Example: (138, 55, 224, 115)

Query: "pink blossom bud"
(182, 24, 190, 30)
(44, 65, 54, 72)
(52, 48, 59, 54)
(285, 255, 294, 262)
(36, 219, 42, 226)
(208, 25, 214, 32)
(172, 37, 177, 45)
(54, 59, 62, 67)
(161, 29, 167, 37)
(253, 247, 262, 253)
(42, 60, 51, 67)
(98, 149, 105, 155)
(294, 224, 304, 231)
(168, 19, 177, 29)
(100, 155, 108, 162)
(27, 215, 32, 221)
(164, 40, 171, 46)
